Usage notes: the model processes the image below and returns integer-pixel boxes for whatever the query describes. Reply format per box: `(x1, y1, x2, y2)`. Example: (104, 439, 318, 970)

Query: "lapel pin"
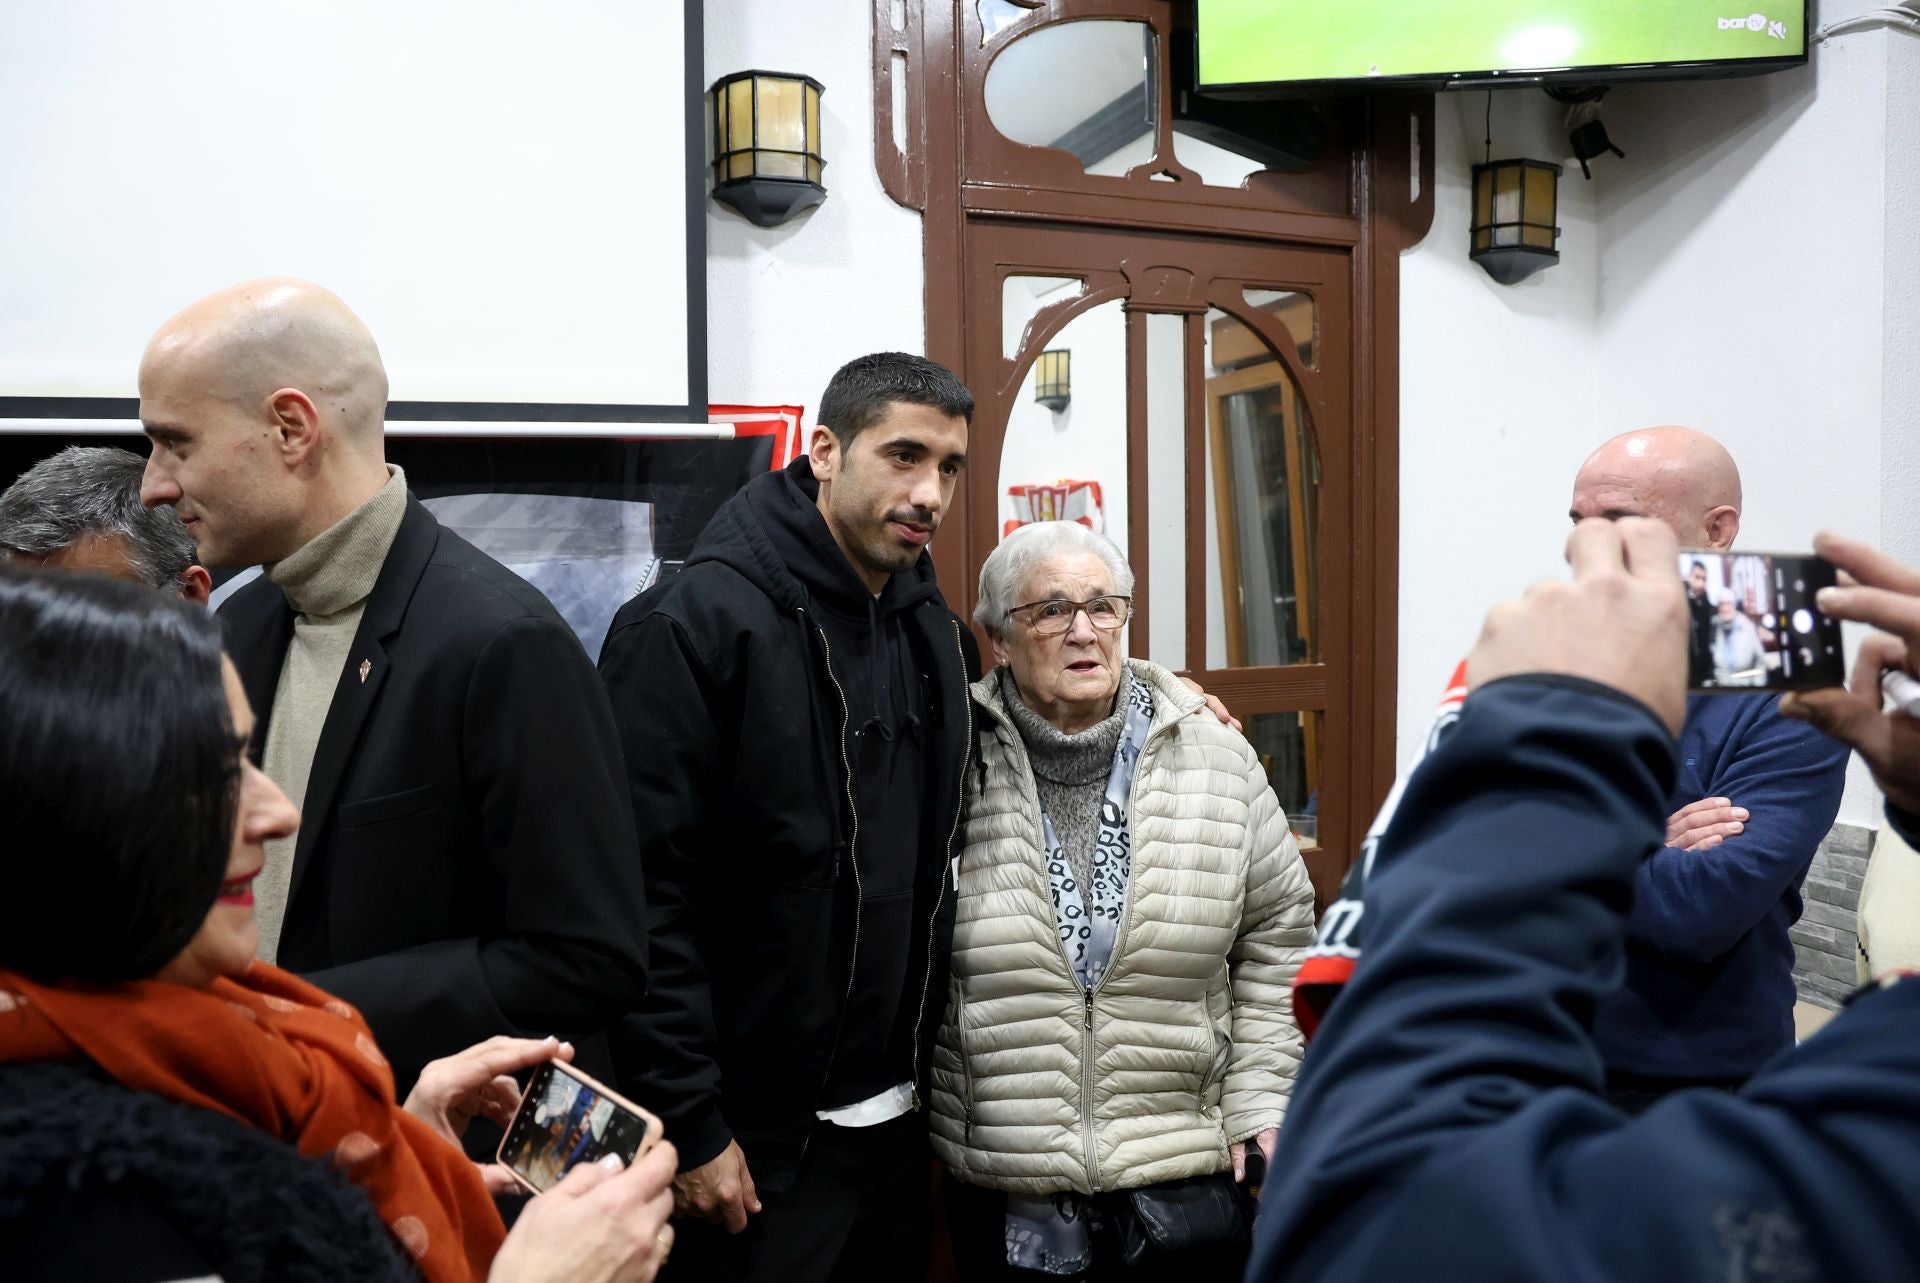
(358, 659, 372, 684)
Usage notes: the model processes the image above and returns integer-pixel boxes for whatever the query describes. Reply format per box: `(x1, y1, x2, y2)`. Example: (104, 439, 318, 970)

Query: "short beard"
(868, 507, 935, 574)
(862, 531, 921, 578)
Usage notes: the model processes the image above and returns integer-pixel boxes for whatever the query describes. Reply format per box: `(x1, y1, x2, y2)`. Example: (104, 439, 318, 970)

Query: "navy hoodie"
(1249, 677, 1920, 1283)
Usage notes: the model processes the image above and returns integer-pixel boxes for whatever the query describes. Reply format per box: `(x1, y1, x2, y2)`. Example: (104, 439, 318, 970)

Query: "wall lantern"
(710, 70, 827, 227)
(1034, 349, 1071, 412)
(1469, 158, 1562, 285)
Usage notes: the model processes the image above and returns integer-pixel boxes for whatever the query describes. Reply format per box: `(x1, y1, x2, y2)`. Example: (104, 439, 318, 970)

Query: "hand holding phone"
(488, 1140, 679, 1283)
(497, 1059, 663, 1196)
(406, 1034, 573, 1158)
(1780, 532, 1920, 816)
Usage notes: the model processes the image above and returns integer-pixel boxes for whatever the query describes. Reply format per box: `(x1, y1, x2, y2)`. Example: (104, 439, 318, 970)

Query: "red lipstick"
(217, 867, 261, 907)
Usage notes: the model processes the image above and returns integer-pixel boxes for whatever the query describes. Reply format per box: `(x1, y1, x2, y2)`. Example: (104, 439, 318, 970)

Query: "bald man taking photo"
(139, 279, 648, 1097)
(1568, 427, 1847, 1108)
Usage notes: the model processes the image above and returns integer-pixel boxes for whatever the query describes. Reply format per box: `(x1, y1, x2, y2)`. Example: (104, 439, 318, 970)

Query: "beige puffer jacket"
(930, 659, 1315, 1197)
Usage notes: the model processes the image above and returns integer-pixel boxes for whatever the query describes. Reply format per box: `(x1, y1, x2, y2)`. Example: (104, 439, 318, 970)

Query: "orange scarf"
(0, 963, 505, 1282)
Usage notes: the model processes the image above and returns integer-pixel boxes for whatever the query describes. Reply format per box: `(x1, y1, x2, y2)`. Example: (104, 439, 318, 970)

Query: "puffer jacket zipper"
(979, 675, 1169, 1195)
(1081, 985, 1099, 1190)
(1081, 714, 1164, 1193)
(910, 618, 972, 1111)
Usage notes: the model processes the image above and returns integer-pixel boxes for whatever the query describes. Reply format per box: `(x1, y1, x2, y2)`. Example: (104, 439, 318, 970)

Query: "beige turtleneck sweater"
(255, 466, 409, 963)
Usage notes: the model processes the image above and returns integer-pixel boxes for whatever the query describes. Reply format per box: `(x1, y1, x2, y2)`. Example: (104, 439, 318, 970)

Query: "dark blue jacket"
(1249, 678, 1920, 1283)
(1594, 693, 1847, 1080)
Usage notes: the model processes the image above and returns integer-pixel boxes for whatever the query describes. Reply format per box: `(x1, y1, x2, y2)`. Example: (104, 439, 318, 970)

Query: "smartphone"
(496, 1059, 662, 1195)
(1678, 549, 1845, 692)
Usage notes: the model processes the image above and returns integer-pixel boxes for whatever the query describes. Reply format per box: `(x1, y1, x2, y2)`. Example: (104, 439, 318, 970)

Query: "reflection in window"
(1203, 306, 1320, 669)
(1246, 710, 1320, 844)
(1001, 274, 1085, 361)
(984, 21, 1156, 178)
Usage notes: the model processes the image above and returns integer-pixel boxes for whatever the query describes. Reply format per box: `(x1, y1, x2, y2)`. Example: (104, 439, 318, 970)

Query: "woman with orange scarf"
(0, 567, 675, 1283)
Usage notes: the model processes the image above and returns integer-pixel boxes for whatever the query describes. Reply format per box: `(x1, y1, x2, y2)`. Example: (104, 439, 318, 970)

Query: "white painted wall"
(704, 0, 925, 412)
(1590, 54, 1885, 557)
(1586, 18, 1895, 824)
(1400, 6, 1917, 827)
(1886, 34, 1920, 577)
(1397, 88, 1600, 732)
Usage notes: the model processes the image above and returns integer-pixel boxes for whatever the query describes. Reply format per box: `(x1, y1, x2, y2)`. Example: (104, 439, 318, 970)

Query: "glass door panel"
(1202, 306, 1320, 670)
(1142, 311, 1186, 668)
(1244, 709, 1322, 849)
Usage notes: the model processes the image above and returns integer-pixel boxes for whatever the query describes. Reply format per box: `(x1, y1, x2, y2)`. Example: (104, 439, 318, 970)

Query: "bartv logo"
(1719, 12, 1791, 38)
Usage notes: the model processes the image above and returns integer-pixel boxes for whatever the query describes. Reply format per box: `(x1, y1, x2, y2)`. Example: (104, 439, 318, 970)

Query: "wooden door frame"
(874, 0, 1434, 899)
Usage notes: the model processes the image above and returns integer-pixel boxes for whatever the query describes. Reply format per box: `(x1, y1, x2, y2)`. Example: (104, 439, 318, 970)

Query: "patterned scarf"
(0, 963, 505, 1282)
(1038, 675, 1154, 990)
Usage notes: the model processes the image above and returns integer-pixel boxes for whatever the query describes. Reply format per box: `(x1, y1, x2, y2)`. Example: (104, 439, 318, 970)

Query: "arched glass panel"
(997, 297, 1129, 637)
(1000, 273, 1085, 361)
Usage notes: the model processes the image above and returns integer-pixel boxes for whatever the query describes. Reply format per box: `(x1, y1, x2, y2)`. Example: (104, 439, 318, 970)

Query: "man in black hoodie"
(599, 353, 978, 1282)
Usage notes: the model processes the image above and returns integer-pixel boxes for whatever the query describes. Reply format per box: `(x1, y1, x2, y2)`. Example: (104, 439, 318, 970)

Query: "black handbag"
(1112, 1172, 1252, 1268)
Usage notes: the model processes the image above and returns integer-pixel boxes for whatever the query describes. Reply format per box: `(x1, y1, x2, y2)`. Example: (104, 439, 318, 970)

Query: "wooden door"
(956, 218, 1354, 899)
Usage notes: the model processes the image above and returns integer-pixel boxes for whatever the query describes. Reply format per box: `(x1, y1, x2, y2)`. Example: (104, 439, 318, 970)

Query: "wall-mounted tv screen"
(1197, 1, 1809, 93)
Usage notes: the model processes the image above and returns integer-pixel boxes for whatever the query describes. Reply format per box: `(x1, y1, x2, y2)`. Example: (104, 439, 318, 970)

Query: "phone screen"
(1679, 550, 1845, 692)
(497, 1061, 655, 1194)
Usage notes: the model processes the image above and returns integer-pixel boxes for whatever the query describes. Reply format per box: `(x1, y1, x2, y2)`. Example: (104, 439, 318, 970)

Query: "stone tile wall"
(1792, 821, 1874, 1010)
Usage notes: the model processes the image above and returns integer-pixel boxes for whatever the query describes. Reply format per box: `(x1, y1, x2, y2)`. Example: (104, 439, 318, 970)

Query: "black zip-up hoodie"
(758, 464, 940, 1109)
(599, 458, 979, 1190)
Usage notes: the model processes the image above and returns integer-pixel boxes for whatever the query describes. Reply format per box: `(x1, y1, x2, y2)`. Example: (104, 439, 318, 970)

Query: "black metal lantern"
(1469, 158, 1562, 285)
(1034, 349, 1071, 412)
(710, 71, 827, 227)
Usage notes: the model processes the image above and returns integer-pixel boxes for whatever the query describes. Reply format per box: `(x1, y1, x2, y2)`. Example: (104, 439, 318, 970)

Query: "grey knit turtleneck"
(1000, 665, 1133, 895)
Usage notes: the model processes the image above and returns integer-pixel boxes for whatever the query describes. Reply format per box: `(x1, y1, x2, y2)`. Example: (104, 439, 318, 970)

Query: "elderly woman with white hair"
(930, 521, 1315, 1281)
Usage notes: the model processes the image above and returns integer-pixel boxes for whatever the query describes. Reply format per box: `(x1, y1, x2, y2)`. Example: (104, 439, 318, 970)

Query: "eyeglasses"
(1006, 594, 1133, 636)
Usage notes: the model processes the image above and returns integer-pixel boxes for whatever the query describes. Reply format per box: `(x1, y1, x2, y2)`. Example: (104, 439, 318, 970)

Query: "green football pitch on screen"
(1198, 1, 1804, 87)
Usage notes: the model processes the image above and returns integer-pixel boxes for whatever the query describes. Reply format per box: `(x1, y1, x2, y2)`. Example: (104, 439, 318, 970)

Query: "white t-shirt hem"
(814, 1080, 915, 1128)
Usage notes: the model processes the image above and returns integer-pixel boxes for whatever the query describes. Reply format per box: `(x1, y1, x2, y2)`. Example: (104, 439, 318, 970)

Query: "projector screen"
(1198, 0, 1809, 91)
(0, 0, 704, 429)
